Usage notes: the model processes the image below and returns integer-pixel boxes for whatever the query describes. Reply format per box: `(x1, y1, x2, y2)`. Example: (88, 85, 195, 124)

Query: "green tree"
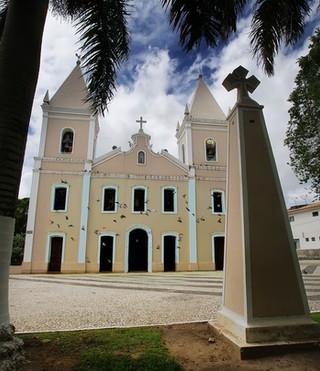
(10, 198, 29, 265)
(285, 29, 320, 198)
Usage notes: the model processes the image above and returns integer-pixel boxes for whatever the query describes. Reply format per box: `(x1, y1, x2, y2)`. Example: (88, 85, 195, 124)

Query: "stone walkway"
(9, 270, 320, 333)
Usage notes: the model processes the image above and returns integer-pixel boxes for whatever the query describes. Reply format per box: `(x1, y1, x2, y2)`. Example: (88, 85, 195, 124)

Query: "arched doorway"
(48, 236, 63, 272)
(163, 235, 176, 272)
(213, 235, 225, 270)
(128, 228, 148, 272)
(99, 235, 114, 272)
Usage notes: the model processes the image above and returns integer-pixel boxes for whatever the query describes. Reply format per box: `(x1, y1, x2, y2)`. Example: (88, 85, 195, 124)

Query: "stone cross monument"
(211, 65, 320, 358)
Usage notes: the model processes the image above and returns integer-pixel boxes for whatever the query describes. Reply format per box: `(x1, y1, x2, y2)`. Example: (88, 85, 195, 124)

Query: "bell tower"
(23, 63, 99, 273)
(176, 75, 227, 167)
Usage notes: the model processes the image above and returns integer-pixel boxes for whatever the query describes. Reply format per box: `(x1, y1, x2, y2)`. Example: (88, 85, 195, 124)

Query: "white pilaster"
(23, 159, 41, 263)
(188, 173, 197, 263)
(78, 166, 91, 264)
(38, 110, 48, 157)
(87, 116, 97, 161)
(185, 122, 193, 165)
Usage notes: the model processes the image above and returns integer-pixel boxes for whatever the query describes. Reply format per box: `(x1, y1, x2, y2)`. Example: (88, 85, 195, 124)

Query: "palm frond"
(0, 0, 8, 39)
(161, 0, 248, 50)
(251, 0, 310, 76)
(50, 0, 88, 18)
(74, 0, 129, 115)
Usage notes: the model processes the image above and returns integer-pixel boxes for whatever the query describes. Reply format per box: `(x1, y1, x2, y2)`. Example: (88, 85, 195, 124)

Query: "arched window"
(60, 129, 74, 153)
(137, 151, 145, 164)
(206, 138, 216, 161)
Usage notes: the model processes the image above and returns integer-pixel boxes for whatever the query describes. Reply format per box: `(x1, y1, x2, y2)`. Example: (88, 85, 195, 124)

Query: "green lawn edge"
(311, 312, 320, 323)
(20, 327, 182, 371)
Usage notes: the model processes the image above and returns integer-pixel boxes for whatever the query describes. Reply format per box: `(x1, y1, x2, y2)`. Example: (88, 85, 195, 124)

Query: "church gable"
(93, 130, 188, 177)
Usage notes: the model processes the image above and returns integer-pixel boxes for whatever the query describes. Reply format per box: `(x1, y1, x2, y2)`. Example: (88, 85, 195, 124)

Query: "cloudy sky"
(21, 0, 320, 206)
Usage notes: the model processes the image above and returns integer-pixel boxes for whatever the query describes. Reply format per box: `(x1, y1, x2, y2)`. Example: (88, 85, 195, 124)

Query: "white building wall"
(289, 208, 320, 250)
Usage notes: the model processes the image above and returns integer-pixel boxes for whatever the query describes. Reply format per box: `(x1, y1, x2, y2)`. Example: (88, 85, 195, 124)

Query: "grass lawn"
(20, 327, 182, 371)
(311, 312, 320, 323)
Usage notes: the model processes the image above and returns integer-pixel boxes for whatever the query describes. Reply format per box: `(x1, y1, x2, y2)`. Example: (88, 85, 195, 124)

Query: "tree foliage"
(10, 198, 29, 265)
(285, 28, 320, 198)
(161, 0, 311, 76)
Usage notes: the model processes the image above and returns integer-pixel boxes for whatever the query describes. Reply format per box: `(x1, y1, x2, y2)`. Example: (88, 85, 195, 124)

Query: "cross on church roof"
(136, 116, 147, 132)
(222, 65, 260, 103)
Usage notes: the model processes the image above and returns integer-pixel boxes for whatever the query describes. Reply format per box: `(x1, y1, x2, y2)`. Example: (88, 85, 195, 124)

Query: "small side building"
(288, 201, 320, 250)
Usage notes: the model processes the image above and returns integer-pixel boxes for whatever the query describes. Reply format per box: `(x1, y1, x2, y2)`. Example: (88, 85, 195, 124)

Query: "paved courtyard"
(9, 263, 320, 333)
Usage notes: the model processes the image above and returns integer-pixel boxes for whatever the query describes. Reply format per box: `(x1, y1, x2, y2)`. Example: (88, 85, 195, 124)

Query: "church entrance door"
(100, 236, 114, 272)
(214, 236, 225, 270)
(48, 236, 63, 272)
(128, 229, 148, 272)
(164, 235, 176, 272)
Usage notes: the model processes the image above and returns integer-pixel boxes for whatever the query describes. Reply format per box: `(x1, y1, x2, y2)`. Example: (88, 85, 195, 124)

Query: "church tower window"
(52, 185, 68, 212)
(133, 187, 146, 212)
(137, 151, 145, 164)
(102, 187, 117, 212)
(162, 187, 177, 213)
(206, 138, 216, 161)
(60, 128, 74, 153)
(212, 190, 224, 214)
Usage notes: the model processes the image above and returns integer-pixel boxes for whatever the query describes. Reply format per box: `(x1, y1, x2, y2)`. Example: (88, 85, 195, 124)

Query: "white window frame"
(46, 232, 66, 264)
(211, 189, 225, 214)
(97, 232, 117, 266)
(59, 127, 75, 154)
(289, 215, 295, 222)
(101, 186, 118, 213)
(132, 186, 147, 213)
(161, 232, 179, 265)
(137, 150, 146, 165)
(51, 184, 69, 212)
(162, 186, 177, 214)
(204, 137, 218, 162)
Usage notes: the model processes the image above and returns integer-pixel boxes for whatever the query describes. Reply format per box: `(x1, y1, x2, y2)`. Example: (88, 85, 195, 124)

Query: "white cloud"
(19, 8, 320, 208)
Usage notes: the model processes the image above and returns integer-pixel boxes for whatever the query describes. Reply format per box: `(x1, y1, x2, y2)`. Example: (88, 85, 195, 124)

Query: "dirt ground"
(20, 322, 320, 370)
(161, 322, 320, 371)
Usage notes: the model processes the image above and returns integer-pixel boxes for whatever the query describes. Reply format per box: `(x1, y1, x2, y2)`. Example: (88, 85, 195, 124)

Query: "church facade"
(22, 65, 228, 274)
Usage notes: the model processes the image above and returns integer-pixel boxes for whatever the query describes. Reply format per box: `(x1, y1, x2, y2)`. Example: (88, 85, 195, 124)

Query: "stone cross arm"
(222, 65, 260, 103)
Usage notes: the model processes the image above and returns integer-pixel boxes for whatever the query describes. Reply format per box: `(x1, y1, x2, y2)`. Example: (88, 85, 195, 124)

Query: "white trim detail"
(78, 172, 91, 264)
(51, 183, 69, 212)
(161, 186, 177, 214)
(97, 233, 117, 266)
(46, 232, 66, 264)
(131, 186, 147, 213)
(188, 178, 197, 263)
(101, 185, 118, 213)
(59, 127, 75, 155)
(211, 189, 225, 214)
(124, 225, 153, 273)
(161, 232, 179, 265)
(23, 160, 41, 263)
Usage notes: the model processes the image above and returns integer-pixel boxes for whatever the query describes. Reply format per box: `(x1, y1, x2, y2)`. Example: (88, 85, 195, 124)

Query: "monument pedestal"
(214, 66, 320, 358)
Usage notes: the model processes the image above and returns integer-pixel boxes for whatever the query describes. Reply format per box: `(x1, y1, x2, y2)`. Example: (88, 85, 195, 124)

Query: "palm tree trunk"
(0, 0, 49, 329)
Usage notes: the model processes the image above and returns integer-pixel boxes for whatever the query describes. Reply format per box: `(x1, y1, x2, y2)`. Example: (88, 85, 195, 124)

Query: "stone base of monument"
(209, 313, 320, 360)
